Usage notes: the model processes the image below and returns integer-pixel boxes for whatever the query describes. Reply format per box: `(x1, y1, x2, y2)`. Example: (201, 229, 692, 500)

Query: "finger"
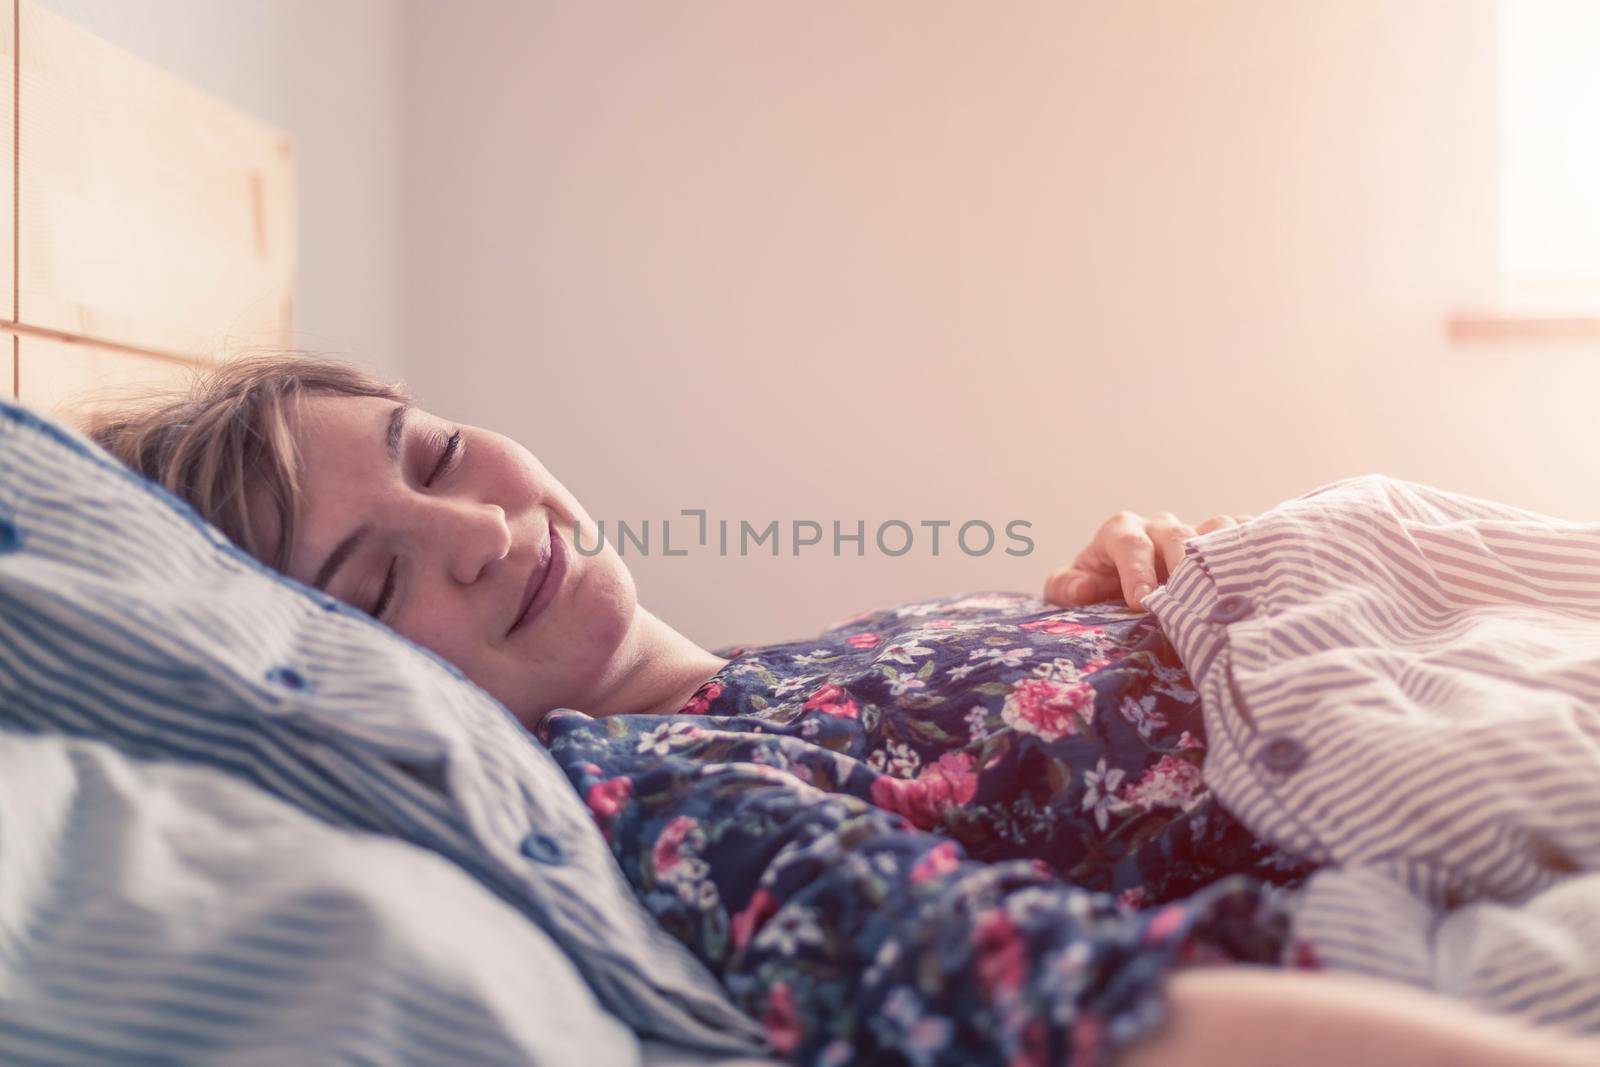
(1234, 513, 1255, 524)
(1146, 514, 1198, 578)
(1043, 566, 1084, 606)
(1045, 565, 1114, 606)
(1060, 514, 1136, 605)
(1068, 567, 1124, 605)
(1046, 558, 1120, 606)
(1194, 514, 1239, 535)
(1104, 519, 1159, 610)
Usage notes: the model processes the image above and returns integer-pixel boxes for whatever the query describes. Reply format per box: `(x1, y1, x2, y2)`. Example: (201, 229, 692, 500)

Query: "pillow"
(0, 397, 764, 1055)
(0, 726, 640, 1065)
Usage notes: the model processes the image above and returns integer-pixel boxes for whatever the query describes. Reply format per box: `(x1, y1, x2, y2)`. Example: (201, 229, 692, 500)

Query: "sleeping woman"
(90, 355, 1600, 1067)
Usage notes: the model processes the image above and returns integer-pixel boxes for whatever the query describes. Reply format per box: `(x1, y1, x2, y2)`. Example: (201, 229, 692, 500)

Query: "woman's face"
(267, 392, 638, 726)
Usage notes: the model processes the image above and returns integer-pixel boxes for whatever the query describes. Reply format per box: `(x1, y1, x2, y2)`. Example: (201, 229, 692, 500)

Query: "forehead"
(290, 394, 400, 499)
(271, 393, 401, 579)
(295, 392, 395, 445)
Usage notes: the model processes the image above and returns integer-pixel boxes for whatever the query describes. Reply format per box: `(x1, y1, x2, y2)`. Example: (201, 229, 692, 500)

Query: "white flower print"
(771, 673, 815, 698)
(1081, 757, 1127, 831)
(636, 721, 702, 756)
(864, 936, 902, 986)
(1039, 940, 1094, 1020)
(945, 662, 982, 683)
(967, 646, 1034, 669)
(752, 904, 825, 956)
(1153, 662, 1186, 686)
(965, 704, 990, 742)
(883, 669, 928, 697)
(1030, 656, 1084, 684)
(869, 850, 902, 880)
(670, 859, 713, 904)
(879, 987, 954, 1067)
(1120, 755, 1206, 812)
(878, 639, 936, 666)
(1119, 694, 1167, 739)
(886, 740, 922, 778)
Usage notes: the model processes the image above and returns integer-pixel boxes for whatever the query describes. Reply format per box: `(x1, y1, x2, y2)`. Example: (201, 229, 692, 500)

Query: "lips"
(507, 525, 568, 637)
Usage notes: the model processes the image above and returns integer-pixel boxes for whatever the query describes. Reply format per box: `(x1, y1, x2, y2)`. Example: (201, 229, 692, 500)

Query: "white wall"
(402, 0, 1600, 651)
(400, 0, 1600, 652)
(38, 0, 406, 378)
(47, 3, 1600, 651)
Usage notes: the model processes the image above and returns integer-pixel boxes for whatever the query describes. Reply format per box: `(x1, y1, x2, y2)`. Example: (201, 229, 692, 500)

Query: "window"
(1499, 0, 1600, 305)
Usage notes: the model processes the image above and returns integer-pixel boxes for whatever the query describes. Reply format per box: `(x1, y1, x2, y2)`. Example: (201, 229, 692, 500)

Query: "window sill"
(1448, 311, 1600, 344)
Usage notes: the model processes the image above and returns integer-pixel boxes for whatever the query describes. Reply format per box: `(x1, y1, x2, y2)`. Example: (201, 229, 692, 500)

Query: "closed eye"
(372, 429, 461, 619)
(367, 428, 462, 620)
(370, 558, 399, 618)
(427, 430, 462, 486)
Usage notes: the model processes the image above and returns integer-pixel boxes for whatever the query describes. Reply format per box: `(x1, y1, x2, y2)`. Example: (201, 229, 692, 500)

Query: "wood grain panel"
(16, 0, 294, 361)
(17, 334, 200, 423)
(0, 0, 14, 325)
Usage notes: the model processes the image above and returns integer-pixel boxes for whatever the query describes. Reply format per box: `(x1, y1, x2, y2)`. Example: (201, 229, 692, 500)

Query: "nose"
(427, 498, 512, 586)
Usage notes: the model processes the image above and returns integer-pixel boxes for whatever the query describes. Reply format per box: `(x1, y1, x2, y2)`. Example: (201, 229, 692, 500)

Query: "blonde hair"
(88, 354, 409, 571)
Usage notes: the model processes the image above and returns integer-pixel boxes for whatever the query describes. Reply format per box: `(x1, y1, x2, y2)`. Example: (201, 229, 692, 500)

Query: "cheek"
(395, 618, 475, 675)
(390, 591, 479, 664)
(579, 559, 635, 648)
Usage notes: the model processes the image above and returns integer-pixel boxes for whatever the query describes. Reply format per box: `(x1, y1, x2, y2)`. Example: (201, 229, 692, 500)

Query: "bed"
(10, 5, 1600, 1065)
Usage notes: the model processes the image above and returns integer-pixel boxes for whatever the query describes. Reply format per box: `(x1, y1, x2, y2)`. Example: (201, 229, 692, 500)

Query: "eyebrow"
(311, 403, 410, 592)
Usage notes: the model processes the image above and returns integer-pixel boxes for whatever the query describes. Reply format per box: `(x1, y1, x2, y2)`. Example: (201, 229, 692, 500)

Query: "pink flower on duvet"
(1143, 905, 1186, 943)
(1120, 755, 1206, 812)
(802, 683, 859, 719)
(974, 909, 1027, 998)
(846, 632, 880, 648)
(999, 677, 1095, 742)
(910, 840, 962, 883)
(762, 981, 802, 1055)
(869, 752, 979, 830)
(584, 777, 632, 840)
(652, 815, 698, 878)
(732, 887, 780, 950)
(678, 681, 724, 715)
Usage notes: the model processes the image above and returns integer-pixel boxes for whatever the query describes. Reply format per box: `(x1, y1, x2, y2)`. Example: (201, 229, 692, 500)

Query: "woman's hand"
(1043, 511, 1253, 611)
(1118, 967, 1600, 1067)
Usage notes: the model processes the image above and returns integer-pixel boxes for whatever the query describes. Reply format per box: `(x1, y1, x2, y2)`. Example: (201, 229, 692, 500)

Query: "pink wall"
(403, 0, 1598, 650)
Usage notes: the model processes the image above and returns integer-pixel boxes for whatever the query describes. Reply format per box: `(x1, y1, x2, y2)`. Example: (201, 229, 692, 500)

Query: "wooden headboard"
(0, 0, 295, 418)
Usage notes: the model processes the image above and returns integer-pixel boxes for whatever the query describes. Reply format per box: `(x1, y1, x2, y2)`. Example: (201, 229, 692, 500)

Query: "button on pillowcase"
(0, 398, 764, 1054)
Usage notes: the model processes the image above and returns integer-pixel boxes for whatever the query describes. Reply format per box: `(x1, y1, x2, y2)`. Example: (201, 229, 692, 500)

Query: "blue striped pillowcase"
(0, 397, 764, 1054)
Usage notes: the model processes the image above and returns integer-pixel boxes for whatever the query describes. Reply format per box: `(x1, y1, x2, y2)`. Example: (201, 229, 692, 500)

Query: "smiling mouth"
(507, 525, 568, 636)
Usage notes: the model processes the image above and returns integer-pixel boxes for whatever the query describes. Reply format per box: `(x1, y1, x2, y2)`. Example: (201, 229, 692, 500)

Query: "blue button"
(1207, 594, 1254, 625)
(1257, 734, 1307, 774)
(520, 831, 565, 865)
(266, 666, 308, 692)
(0, 518, 20, 553)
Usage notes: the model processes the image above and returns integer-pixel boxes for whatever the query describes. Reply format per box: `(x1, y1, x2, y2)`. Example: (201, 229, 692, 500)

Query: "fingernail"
(1132, 582, 1154, 605)
(1071, 578, 1091, 600)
